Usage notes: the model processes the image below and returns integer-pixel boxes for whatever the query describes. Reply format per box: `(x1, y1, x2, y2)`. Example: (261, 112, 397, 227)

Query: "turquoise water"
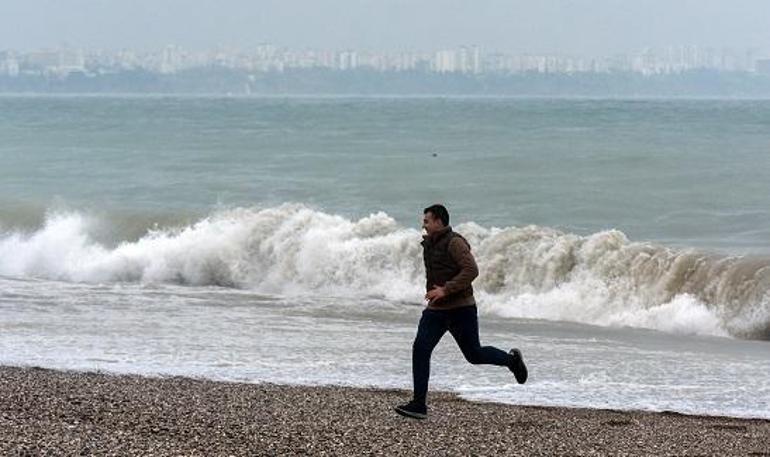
(1, 96, 769, 418)
(2, 96, 770, 251)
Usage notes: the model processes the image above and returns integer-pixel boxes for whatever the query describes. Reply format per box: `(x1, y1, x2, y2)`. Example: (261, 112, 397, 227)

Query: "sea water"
(1, 96, 768, 419)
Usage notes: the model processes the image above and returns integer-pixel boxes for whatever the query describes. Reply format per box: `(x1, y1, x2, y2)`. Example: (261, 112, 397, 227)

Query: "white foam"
(0, 205, 425, 301)
(1, 205, 767, 339)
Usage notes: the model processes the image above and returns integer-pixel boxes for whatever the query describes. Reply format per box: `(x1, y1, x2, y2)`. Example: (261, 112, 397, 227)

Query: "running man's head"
(422, 204, 449, 236)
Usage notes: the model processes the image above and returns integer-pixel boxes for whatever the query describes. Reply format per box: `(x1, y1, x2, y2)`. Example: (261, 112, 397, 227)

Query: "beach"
(2, 96, 770, 454)
(1, 366, 768, 456)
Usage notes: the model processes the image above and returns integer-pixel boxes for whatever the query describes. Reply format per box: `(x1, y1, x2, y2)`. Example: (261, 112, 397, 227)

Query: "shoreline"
(1, 365, 768, 456)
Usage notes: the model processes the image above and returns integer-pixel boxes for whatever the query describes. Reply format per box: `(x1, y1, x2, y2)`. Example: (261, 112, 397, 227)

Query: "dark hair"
(423, 204, 449, 226)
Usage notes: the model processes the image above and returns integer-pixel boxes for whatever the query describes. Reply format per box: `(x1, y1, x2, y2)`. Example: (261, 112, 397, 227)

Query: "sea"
(1, 95, 769, 419)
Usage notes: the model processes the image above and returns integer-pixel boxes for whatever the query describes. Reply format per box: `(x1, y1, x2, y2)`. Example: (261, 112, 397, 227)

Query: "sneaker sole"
(394, 407, 427, 420)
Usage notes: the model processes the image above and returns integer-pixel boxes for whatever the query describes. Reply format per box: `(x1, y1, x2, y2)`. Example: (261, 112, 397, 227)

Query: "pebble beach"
(1, 366, 768, 456)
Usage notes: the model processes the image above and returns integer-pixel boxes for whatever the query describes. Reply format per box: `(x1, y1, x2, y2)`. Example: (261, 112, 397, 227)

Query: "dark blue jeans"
(412, 305, 510, 405)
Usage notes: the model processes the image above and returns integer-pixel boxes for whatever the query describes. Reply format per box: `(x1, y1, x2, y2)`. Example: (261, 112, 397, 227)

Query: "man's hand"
(425, 286, 447, 305)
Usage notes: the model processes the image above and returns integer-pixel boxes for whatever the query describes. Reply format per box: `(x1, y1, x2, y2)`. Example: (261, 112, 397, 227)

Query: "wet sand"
(1, 366, 768, 456)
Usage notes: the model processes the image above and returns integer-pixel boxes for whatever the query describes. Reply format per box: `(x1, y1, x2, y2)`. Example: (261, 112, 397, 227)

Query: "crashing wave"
(1, 204, 768, 339)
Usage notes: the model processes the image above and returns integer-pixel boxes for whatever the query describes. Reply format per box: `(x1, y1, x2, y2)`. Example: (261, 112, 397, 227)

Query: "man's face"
(422, 212, 444, 236)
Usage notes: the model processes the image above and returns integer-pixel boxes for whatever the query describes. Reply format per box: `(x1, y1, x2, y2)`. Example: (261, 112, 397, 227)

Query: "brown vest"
(422, 227, 474, 308)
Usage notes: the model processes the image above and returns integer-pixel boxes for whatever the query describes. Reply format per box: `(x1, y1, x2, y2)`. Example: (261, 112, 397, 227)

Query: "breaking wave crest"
(1, 204, 769, 339)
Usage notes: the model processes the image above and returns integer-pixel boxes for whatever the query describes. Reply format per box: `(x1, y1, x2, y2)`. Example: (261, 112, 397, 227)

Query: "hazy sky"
(2, 0, 769, 55)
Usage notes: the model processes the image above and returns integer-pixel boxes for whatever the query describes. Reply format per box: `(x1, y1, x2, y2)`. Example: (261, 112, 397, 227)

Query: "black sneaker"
(508, 348, 528, 384)
(394, 400, 427, 420)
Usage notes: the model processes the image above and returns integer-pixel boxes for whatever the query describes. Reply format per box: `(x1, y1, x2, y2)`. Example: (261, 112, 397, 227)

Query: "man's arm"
(443, 237, 479, 294)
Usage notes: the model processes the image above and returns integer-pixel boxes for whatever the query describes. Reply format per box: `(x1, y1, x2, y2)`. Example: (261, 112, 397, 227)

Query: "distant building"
(23, 48, 84, 76)
(316, 50, 335, 68)
(457, 46, 469, 73)
(471, 46, 482, 74)
(0, 51, 20, 76)
(255, 43, 277, 61)
(337, 51, 358, 70)
(433, 50, 456, 73)
(58, 48, 85, 74)
(756, 59, 770, 75)
(431, 47, 481, 74)
(24, 49, 60, 74)
(160, 45, 182, 74)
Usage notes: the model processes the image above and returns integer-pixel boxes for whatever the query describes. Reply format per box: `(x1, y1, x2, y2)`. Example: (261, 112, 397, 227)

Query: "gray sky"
(1, 0, 769, 55)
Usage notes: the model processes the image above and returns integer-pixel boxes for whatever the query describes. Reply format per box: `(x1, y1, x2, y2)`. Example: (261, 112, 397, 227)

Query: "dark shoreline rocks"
(1, 365, 767, 456)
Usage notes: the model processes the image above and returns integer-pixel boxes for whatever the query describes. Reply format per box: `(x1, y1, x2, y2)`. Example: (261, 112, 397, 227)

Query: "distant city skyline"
(2, 43, 767, 79)
(1, 1, 769, 55)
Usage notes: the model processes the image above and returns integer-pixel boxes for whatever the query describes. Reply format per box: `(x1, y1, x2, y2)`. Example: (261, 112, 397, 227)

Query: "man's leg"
(447, 306, 510, 366)
(412, 309, 448, 405)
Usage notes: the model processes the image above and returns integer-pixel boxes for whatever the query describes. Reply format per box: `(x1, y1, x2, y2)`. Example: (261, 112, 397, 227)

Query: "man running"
(395, 204, 528, 420)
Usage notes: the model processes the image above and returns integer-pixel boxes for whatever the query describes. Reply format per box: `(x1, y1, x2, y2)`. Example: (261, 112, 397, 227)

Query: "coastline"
(1, 366, 767, 456)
